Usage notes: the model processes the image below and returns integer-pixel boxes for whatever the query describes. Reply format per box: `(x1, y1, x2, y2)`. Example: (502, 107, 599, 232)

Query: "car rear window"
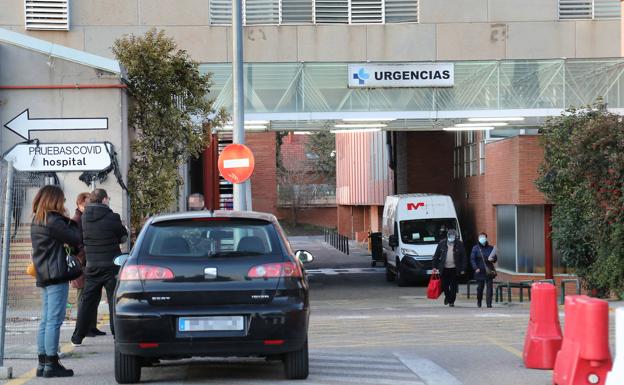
(139, 218, 283, 258)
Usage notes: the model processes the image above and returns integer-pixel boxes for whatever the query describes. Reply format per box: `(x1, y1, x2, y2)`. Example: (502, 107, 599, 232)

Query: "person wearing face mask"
(432, 229, 467, 307)
(470, 232, 497, 308)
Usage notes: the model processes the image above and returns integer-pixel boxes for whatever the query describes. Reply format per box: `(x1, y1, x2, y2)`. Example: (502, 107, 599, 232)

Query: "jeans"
(37, 283, 69, 356)
(441, 268, 458, 305)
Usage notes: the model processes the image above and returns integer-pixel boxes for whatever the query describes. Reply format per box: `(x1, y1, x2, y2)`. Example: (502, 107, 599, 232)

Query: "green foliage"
(536, 100, 624, 296)
(113, 29, 227, 231)
(305, 131, 336, 183)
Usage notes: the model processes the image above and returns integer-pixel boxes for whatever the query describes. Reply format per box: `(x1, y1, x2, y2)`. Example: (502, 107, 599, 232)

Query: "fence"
(0, 161, 79, 364)
(323, 228, 350, 255)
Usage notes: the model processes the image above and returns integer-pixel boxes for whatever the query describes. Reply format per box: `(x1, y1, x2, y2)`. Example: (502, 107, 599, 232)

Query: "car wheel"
(385, 260, 395, 282)
(284, 339, 309, 380)
(115, 345, 141, 384)
(396, 259, 408, 287)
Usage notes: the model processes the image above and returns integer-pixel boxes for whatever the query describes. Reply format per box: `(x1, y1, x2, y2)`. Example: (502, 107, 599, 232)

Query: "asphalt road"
(0, 236, 581, 385)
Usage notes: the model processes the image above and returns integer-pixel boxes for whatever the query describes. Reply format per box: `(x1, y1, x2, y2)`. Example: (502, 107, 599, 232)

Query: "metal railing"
(323, 228, 349, 255)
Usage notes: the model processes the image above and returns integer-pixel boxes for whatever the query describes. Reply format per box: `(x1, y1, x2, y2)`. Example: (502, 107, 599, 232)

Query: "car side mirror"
(114, 254, 130, 266)
(389, 235, 399, 248)
(295, 250, 314, 264)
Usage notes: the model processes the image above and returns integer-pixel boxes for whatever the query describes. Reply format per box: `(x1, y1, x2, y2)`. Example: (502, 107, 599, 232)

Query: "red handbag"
(427, 273, 443, 299)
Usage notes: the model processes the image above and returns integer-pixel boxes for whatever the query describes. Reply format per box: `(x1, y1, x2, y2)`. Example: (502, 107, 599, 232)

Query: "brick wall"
(276, 207, 337, 228)
(247, 132, 277, 215)
(455, 135, 547, 248)
(401, 131, 455, 195)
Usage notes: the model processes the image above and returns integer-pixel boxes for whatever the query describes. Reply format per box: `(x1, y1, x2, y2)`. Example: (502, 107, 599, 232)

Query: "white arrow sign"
(4, 109, 108, 140)
(3, 142, 112, 172)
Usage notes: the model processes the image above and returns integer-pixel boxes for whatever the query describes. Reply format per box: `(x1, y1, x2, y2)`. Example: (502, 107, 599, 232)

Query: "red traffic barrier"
(553, 295, 612, 385)
(524, 282, 563, 369)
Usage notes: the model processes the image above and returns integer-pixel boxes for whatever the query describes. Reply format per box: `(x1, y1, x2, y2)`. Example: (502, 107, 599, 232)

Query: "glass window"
(140, 219, 281, 258)
(496, 205, 517, 272)
(399, 219, 459, 245)
(479, 140, 486, 175)
(516, 205, 545, 274)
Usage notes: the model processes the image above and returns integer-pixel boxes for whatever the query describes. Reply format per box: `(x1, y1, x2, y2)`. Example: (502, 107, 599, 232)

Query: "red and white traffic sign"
(218, 144, 255, 184)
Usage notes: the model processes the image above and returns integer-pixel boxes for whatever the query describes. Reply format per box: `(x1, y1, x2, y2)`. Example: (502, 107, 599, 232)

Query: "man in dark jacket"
(432, 229, 467, 307)
(71, 192, 105, 337)
(71, 189, 127, 346)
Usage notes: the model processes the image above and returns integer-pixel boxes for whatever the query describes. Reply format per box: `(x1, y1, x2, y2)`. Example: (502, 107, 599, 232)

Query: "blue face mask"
(447, 236, 456, 243)
(479, 236, 487, 246)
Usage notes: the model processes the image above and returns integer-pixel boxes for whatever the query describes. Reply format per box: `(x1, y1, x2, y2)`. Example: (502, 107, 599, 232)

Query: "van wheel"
(115, 346, 141, 384)
(284, 340, 309, 380)
(385, 260, 395, 282)
(396, 259, 408, 287)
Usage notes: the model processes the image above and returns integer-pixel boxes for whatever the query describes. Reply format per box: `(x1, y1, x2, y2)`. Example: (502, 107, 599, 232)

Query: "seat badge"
(204, 267, 217, 279)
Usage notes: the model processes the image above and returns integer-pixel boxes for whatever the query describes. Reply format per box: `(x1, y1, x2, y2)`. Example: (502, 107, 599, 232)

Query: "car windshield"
(139, 218, 282, 258)
(399, 218, 458, 245)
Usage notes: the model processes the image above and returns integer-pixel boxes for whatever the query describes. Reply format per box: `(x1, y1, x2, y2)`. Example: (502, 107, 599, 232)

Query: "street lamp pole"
(232, 0, 247, 211)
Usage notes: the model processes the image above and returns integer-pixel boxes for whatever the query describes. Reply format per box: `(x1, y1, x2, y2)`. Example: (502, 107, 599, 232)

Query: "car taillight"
(247, 262, 302, 279)
(120, 265, 174, 281)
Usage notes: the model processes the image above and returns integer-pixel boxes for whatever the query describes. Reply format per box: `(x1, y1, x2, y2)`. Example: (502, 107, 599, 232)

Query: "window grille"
(350, 0, 383, 24)
(559, 0, 620, 19)
(25, 0, 69, 30)
(210, 0, 233, 25)
(385, 0, 417, 23)
(246, 0, 280, 24)
(282, 0, 314, 23)
(315, 0, 349, 23)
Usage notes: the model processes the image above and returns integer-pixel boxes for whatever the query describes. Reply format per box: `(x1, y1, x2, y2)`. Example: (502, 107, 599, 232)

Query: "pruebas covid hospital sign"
(4, 142, 112, 172)
(348, 63, 454, 88)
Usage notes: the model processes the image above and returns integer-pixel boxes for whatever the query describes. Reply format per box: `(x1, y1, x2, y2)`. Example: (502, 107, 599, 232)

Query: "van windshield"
(399, 219, 458, 245)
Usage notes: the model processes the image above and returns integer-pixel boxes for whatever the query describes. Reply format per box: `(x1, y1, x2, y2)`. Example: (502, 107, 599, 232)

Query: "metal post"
(232, 0, 247, 211)
(0, 162, 15, 374)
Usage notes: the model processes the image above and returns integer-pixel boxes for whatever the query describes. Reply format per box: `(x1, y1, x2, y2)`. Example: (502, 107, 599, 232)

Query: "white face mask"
(447, 236, 456, 243)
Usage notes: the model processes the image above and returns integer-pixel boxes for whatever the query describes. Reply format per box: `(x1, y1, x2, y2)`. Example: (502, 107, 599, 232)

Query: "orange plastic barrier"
(523, 282, 563, 369)
(553, 295, 612, 385)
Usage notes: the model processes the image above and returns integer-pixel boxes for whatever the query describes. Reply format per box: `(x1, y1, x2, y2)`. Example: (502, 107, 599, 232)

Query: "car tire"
(284, 340, 309, 380)
(396, 259, 408, 287)
(115, 346, 141, 384)
(385, 260, 395, 282)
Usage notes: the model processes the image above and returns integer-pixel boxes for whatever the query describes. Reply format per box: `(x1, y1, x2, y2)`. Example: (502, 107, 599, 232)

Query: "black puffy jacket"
(31, 212, 81, 287)
(82, 203, 128, 268)
(432, 239, 467, 274)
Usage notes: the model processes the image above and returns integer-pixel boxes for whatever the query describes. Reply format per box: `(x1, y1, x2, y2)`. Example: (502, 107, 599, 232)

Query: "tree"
(536, 100, 624, 296)
(278, 159, 315, 226)
(305, 130, 336, 183)
(113, 29, 227, 231)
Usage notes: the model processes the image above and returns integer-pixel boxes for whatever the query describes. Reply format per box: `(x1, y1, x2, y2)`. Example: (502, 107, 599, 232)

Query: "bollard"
(523, 282, 562, 369)
(553, 295, 612, 385)
(606, 307, 624, 385)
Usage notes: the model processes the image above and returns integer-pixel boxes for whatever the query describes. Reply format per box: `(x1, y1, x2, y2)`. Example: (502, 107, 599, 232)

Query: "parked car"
(382, 194, 462, 286)
(113, 211, 313, 383)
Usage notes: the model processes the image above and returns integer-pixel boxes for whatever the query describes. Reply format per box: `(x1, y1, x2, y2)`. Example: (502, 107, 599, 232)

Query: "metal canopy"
(202, 59, 624, 132)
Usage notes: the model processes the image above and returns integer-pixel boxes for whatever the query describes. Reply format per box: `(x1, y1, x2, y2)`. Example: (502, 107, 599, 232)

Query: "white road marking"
(306, 268, 385, 275)
(474, 313, 512, 318)
(337, 315, 371, 319)
(395, 353, 463, 385)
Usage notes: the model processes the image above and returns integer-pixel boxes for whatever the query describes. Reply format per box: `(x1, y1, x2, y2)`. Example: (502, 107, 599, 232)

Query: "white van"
(382, 194, 462, 286)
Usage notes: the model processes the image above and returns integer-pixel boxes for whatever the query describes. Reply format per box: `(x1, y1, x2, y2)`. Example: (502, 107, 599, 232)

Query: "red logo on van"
(407, 202, 425, 211)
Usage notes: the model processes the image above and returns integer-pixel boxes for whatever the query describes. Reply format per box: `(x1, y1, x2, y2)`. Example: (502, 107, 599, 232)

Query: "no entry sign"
(218, 144, 255, 184)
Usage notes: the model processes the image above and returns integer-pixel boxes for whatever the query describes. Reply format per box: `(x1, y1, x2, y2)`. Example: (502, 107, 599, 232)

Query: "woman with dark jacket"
(31, 185, 80, 378)
(470, 232, 498, 308)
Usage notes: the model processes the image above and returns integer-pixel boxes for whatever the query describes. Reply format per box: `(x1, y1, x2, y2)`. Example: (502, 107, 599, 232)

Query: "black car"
(113, 211, 313, 384)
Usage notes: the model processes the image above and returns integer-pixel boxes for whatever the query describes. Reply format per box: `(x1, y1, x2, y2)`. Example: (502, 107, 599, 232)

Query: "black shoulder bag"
(479, 247, 497, 279)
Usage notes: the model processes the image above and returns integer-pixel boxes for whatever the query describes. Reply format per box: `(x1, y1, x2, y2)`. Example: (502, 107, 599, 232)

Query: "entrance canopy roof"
(201, 59, 624, 132)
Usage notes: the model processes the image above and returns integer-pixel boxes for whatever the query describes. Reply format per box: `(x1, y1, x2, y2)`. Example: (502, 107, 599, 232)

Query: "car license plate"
(178, 316, 244, 332)
(426, 270, 433, 274)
